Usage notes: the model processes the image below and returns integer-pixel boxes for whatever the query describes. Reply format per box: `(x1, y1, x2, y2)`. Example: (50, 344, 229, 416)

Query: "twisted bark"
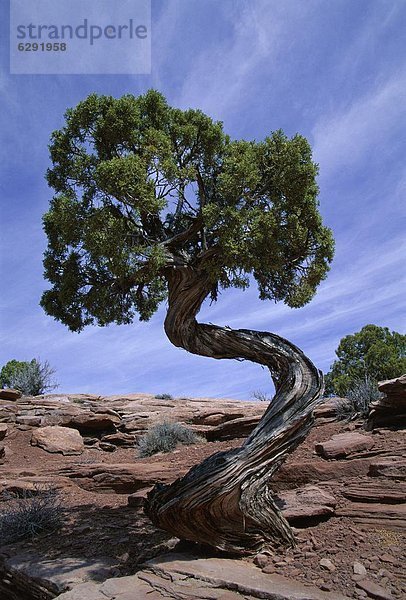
(145, 266, 323, 554)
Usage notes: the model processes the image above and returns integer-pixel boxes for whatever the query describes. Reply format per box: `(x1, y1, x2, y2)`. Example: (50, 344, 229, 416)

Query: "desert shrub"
(0, 486, 63, 545)
(251, 389, 272, 402)
(8, 359, 58, 396)
(138, 422, 202, 457)
(325, 325, 406, 397)
(335, 377, 383, 421)
(154, 393, 173, 400)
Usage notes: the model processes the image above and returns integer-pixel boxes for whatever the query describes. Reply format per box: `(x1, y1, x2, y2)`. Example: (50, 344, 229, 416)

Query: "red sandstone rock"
(356, 578, 393, 600)
(31, 426, 84, 455)
(0, 424, 7, 441)
(0, 388, 22, 401)
(274, 485, 337, 522)
(315, 432, 374, 459)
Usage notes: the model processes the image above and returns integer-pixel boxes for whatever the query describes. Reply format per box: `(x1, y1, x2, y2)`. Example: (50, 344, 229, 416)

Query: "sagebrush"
(0, 486, 63, 545)
(335, 377, 383, 421)
(251, 389, 272, 402)
(138, 422, 202, 457)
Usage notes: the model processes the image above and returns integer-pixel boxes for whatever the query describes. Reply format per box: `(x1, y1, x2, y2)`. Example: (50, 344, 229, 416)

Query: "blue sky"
(0, 0, 405, 399)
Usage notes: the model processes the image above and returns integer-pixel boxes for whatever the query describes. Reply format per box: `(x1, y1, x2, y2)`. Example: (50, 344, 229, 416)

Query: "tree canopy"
(41, 90, 334, 332)
(0, 359, 32, 388)
(325, 324, 406, 396)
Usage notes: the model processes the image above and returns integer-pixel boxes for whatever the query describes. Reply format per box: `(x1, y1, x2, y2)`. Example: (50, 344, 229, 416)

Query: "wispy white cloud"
(312, 70, 406, 178)
(1, 0, 405, 400)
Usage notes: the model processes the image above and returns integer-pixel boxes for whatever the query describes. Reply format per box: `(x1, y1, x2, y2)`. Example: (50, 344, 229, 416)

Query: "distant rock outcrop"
(0, 392, 268, 450)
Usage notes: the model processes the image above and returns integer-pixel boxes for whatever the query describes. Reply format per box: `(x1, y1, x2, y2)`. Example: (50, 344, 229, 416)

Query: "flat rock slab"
(59, 462, 177, 493)
(0, 389, 22, 400)
(342, 481, 406, 503)
(55, 578, 163, 600)
(0, 554, 117, 599)
(273, 457, 373, 487)
(145, 553, 351, 599)
(368, 457, 406, 480)
(55, 553, 352, 600)
(315, 432, 374, 459)
(336, 502, 406, 522)
(356, 578, 394, 600)
(378, 374, 406, 401)
(274, 485, 337, 522)
(31, 426, 84, 455)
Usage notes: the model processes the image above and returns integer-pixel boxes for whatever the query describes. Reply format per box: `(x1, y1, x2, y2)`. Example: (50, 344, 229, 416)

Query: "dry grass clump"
(0, 485, 63, 545)
(138, 421, 203, 457)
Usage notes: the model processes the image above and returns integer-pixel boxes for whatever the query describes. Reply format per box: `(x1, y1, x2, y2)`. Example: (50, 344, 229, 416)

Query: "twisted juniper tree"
(42, 90, 334, 554)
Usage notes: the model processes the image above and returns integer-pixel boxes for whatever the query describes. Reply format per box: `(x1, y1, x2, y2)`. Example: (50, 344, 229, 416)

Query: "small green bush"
(0, 486, 63, 545)
(335, 377, 383, 421)
(154, 393, 173, 400)
(4, 358, 58, 396)
(138, 422, 202, 457)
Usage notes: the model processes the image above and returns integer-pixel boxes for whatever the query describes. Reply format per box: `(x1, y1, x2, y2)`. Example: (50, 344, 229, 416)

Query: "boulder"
(315, 432, 374, 459)
(0, 424, 7, 441)
(274, 485, 337, 522)
(31, 426, 84, 455)
(0, 388, 22, 400)
(367, 374, 406, 430)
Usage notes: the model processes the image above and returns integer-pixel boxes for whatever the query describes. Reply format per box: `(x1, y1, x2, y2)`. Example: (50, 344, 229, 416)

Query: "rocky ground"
(0, 389, 405, 600)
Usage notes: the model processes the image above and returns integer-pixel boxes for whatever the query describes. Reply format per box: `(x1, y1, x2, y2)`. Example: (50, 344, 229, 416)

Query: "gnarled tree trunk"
(145, 265, 323, 555)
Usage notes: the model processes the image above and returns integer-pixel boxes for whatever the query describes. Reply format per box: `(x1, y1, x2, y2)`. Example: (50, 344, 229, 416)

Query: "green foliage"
(138, 421, 202, 457)
(42, 90, 334, 331)
(325, 325, 406, 397)
(335, 377, 383, 421)
(0, 486, 63, 545)
(0, 359, 31, 388)
(154, 393, 173, 400)
(1, 359, 58, 396)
